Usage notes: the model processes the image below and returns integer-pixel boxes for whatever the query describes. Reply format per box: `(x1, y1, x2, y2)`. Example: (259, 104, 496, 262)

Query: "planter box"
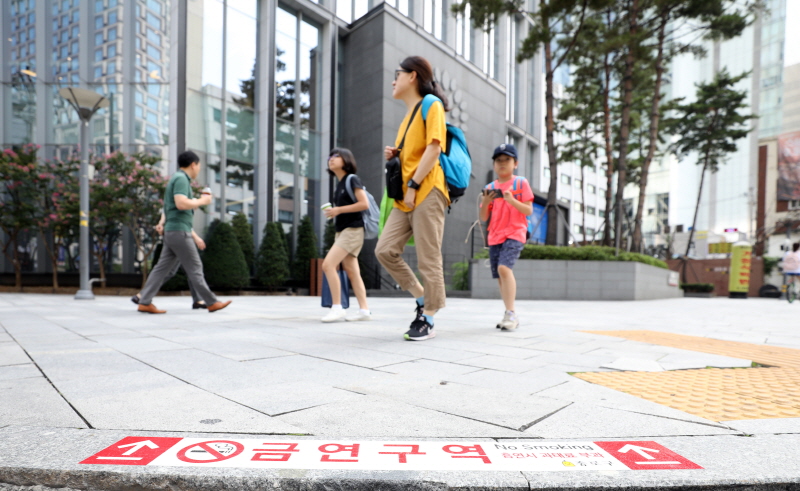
(683, 291, 714, 298)
(470, 259, 682, 301)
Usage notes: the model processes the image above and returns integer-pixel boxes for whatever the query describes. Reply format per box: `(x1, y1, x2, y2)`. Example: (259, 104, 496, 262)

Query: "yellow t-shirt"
(394, 97, 449, 212)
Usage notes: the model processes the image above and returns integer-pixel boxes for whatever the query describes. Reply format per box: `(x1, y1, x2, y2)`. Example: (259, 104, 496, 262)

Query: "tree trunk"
(614, 0, 639, 251)
(13, 246, 22, 291)
(632, 14, 668, 253)
(544, 21, 560, 246)
(685, 160, 709, 257)
(601, 39, 615, 247)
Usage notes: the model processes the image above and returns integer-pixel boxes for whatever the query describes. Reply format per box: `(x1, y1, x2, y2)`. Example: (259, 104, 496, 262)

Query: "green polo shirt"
(164, 169, 194, 232)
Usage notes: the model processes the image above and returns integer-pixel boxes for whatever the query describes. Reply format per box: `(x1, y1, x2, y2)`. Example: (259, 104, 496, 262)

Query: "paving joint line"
(6, 331, 95, 430)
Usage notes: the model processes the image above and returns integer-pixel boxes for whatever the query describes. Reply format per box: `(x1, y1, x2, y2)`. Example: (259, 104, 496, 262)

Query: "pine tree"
(230, 212, 255, 274)
(202, 219, 250, 290)
(255, 222, 290, 289)
(664, 70, 755, 258)
(452, 0, 611, 244)
(292, 215, 318, 284)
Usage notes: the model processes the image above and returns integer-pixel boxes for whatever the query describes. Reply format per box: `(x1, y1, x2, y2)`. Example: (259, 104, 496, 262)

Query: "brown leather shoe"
(138, 303, 166, 314)
(207, 300, 232, 313)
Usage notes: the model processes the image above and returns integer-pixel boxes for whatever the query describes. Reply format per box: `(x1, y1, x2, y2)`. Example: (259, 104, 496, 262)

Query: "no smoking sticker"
(177, 440, 245, 463)
(81, 438, 702, 471)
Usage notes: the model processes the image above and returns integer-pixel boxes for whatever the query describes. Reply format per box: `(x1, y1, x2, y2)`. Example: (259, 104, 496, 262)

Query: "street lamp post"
(58, 88, 109, 300)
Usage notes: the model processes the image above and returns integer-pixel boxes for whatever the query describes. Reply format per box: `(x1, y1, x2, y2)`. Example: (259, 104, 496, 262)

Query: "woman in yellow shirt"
(376, 56, 449, 341)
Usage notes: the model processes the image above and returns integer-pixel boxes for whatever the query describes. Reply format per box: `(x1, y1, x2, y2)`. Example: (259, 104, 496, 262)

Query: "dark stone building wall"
(340, 6, 506, 288)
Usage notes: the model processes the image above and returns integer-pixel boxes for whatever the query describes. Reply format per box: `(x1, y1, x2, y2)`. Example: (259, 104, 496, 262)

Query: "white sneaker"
(500, 311, 519, 331)
(346, 310, 372, 322)
(321, 309, 348, 323)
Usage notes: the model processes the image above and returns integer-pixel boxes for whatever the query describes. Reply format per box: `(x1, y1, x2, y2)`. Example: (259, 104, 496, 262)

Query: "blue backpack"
(345, 174, 380, 240)
(421, 94, 472, 203)
(487, 176, 535, 241)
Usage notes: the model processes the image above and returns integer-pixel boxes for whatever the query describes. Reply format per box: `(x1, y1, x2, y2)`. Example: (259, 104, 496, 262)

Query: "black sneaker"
(404, 314, 435, 341)
(131, 295, 140, 305)
(192, 301, 208, 310)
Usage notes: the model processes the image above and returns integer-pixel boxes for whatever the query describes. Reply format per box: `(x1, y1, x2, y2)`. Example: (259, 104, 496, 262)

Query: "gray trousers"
(164, 262, 201, 304)
(140, 231, 217, 306)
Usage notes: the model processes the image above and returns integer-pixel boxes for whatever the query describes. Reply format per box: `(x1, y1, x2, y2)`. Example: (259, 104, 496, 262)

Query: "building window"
(587, 206, 596, 215)
(789, 200, 800, 210)
(574, 225, 584, 234)
(573, 202, 583, 212)
(544, 166, 550, 180)
(586, 227, 595, 236)
(599, 209, 606, 218)
(559, 197, 569, 205)
(574, 179, 582, 189)
(588, 184, 596, 194)
(561, 174, 571, 185)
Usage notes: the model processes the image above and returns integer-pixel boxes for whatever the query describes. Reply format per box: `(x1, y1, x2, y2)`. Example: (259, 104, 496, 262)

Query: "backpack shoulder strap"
(344, 174, 356, 203)
(421, 94, 442, 121)
(398, 101, 422, 152)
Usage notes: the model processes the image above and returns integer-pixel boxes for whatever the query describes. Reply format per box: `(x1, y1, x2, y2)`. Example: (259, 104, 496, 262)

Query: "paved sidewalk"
(1, 293, 799, 490)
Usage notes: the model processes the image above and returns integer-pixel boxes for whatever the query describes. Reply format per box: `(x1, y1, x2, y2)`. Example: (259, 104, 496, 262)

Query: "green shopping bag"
(379, 188, 414, 246)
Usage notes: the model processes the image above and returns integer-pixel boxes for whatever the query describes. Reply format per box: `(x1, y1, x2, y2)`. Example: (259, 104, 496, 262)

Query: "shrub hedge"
(475, 245, 668, 269)
(255, 222, 290, 288)
(202, 220, 250, 290)
(680, 282, 715, 292)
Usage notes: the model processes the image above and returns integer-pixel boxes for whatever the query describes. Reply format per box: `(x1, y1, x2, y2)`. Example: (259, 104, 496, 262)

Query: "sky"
(787, 0, 799, 67)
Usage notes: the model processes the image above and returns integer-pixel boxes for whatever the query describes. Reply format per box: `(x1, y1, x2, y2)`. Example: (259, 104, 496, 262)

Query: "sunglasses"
(328, 153, 340, 159)
(394, 69, 411, 80)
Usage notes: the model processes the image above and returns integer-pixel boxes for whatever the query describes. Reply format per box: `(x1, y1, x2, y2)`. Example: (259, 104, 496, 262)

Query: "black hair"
(400, 56, 450, 111)
(327, 147, 357, 177)
(793, 243, 799, 252)
(178, 150, 200, 168)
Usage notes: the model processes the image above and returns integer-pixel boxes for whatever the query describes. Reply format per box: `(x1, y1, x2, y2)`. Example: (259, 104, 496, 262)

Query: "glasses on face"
(394, 69, 411, 81)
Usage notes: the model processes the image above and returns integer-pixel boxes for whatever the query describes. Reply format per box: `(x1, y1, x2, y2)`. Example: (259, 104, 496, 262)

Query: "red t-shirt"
(483, 177, 534, 246)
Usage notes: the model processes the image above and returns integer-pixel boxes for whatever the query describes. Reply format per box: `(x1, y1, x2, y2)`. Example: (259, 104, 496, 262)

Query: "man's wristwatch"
(407, 178, 421, 190)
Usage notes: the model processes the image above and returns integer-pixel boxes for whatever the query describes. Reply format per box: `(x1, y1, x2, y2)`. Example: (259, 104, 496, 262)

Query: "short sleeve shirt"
(334, 174, 365, 232)
(164, 169, 194, 232)
(394, 96, 449, 212)
(483, 177, 534, 246)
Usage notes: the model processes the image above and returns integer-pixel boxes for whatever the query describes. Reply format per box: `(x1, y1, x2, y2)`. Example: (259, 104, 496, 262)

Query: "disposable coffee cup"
(321, 202, 333, 219)
(201, 186, 212, 196)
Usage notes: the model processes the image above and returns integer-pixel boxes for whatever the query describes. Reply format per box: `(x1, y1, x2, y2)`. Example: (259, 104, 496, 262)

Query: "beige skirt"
(334, 227, 365, 257)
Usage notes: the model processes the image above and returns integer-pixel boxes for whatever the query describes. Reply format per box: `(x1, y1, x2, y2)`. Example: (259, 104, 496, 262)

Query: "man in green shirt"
(137, 151, 231, 314)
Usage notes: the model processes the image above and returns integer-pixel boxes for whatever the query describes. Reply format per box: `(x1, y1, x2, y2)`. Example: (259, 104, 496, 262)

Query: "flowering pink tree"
(114, 153, 167, 286)
(39, 157, 80, 289)
(0, 145, 51, 290)
(87, 153, 132, 282)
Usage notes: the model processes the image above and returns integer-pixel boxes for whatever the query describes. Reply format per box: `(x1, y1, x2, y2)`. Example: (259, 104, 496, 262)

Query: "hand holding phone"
(483, 189, 502, 199)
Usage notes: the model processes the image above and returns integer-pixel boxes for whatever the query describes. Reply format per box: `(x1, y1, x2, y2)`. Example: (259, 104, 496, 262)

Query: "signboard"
(728, 242, 752, 298)
(81, 438, 702, 472)
(778, 130, 800, 200)
(708, 242, 732, 254)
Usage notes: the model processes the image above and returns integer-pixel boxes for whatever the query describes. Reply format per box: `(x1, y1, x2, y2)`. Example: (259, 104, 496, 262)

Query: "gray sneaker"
(499, 311, 519, 331)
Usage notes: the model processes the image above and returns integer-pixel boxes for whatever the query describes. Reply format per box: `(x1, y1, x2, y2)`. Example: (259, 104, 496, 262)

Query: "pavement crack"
(6, 332, 95, 430)
(517, 402, 572, 432)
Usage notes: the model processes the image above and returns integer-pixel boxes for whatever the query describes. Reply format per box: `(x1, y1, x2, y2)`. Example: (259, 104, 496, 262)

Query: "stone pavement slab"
(1, 294, 799, 490)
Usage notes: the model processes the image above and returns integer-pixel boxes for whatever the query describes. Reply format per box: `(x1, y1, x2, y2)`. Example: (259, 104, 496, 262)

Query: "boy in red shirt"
(479, 144, 533, 330)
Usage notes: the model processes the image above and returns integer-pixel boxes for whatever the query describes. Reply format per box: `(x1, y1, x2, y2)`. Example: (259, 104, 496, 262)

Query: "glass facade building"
(1, 0, 545, 281)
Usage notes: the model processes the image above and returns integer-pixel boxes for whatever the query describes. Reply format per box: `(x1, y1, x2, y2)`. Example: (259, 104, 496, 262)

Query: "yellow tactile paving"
(572, 330, 800, 421)
(583, 330, 800, 368)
